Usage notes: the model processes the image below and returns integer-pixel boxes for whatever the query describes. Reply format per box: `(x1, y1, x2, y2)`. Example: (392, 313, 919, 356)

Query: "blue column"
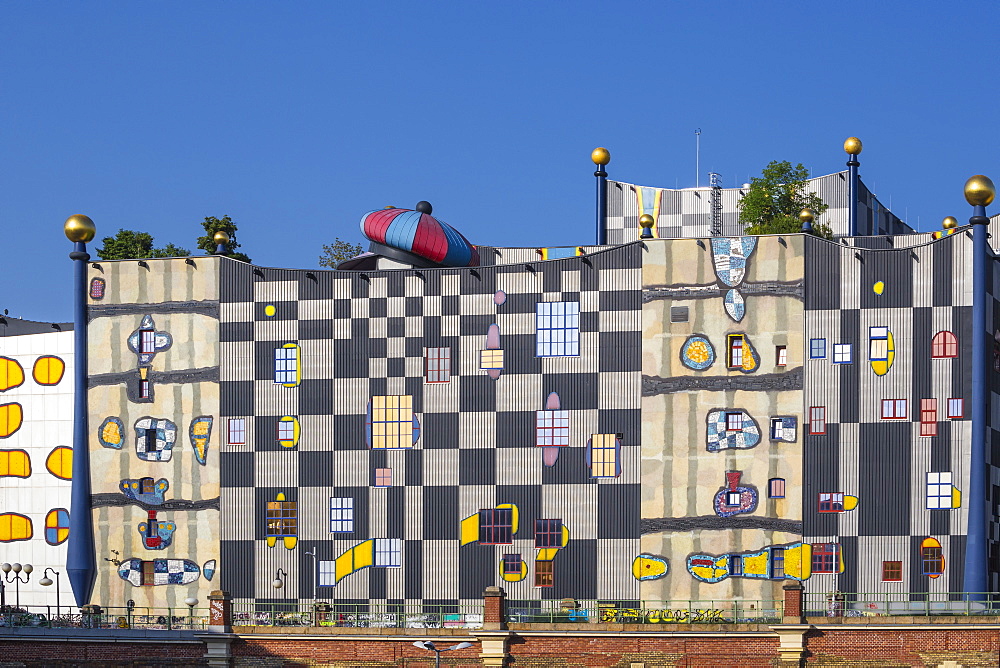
(595, 166, 607, 245)
(67, 240, 97, 606)
(847, 156, 860, 237)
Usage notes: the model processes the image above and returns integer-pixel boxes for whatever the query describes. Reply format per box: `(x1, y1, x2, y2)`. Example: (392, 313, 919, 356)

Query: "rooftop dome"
(360, 202, 479, 268)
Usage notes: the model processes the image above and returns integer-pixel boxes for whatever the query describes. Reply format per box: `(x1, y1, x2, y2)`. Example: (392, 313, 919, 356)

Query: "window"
(726, 492, 742, 506)
(771, 547, 785, 579)
(534, 519, 563, 548)
(729, 554, 743, 576)
(368, 395, 417, 449)
(277, 419, 296, 442)
(811, 543, 839, 574)
(589, 434, 620, 478)
(374, 538, 402, 567)
(931, 331, 958, 359)
(920, 399, 937, 436)
(266, 499, 297, 538)
(926, 472, 955, 509)
(881, 399, 908, 420)
(274, 344, 300, 385)
(89, 277, 106, 300)
(478, 508, 514, 544)
(818, 493, 844, 512)
(725, 413, 743, 431)
(144, 428, 158, 452)
(535, 302, 580, 357)
(374, 468, 392, 487)
(227, 418, 246, 445)
(480, 349, 504, 370)
(768, 478, 786, 499)
(534, 560, 554, 587)
(141, 560, 155, 585)
(670, 306, 689, 323)
(727, 335, 744, 368)
(318, 560, 336, 586)
(139, 329, 156, 354)
(882, 561, 903, 582)
(776, 345, 787, 366)
(921, 544, 944, 576)
(502, 554, 523, 576)
(139, 477, 155, 495)
(869, 327, 889, 361)
(948, 398, 963, 419)
(809, 407, 826, 435)
(329, 497, 354, 533)
(139, 379, 150, 399)
(536, 410, 569, 447)
(770, 417, 797, 442)
(833, 343, 852, 364)
(424, 347, 451, 383)
(809, 338, 826, 359)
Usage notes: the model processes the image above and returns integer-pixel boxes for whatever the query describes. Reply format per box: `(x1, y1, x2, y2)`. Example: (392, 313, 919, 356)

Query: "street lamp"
(2, 563, 33, 608)
(412, 641, 473, 668)
(38, 567, 61, 616)
(303, 550, 318, 602)
(271, 568, 287, 590)
(184, 597, 198, 629)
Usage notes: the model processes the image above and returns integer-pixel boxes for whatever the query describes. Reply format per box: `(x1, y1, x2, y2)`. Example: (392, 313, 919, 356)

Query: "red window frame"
(811, 543, 839, 574)
(727, 335, 744, 368)
(534, 519, 562, 548)
(502, 554, 523, 575)
(478, 508, 513, 545)
(931, 331, 958, 359)
(881, 399, 908, 420)
(725, 413, 742, 432)
(139, 379, 150, 399)
(947, 398, 963, 419)
(818, 492, 844, 512)
(882, 561, 902, 582)
(534, 560, 554, 587)
(776, 345, 787, 366)
(920, 399, 937, 436)
(809, 407, 826, 435)
(424, 347, 451, 383)
(139, 329, 156, 354)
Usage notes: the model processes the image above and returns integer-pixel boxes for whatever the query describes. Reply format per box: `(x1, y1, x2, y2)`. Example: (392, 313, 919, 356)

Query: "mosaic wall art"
(706, 410, 761, 452)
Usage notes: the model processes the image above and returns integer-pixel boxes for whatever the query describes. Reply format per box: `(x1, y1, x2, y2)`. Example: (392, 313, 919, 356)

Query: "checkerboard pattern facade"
(217, 244, 642, 607)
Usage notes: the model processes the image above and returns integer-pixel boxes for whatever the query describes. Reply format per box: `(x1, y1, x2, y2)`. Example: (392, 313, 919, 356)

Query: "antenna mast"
(695, 128, 702, 187)
(709, 172, 723, 236)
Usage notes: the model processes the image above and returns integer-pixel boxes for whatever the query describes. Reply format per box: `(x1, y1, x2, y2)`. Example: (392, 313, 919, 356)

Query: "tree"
(318, 238, 364, 268)
(196, 215, 251, 263)
(738, 161, 833, 239)
(96, 229, 191, 260)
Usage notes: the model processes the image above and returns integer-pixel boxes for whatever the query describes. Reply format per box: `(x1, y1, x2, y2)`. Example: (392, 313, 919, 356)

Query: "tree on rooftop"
(318, 238, 365, 268)
(196, 215, 251, 263)
(95, 229, 191, 260)
(738, 160, 833, 239)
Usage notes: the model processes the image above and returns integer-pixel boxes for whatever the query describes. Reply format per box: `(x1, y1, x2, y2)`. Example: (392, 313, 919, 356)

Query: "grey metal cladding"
(857, 423, 912, 536)
(803, 237, 841, 310)
(859, 249, 913, 309)
(803, 426, 839, 537)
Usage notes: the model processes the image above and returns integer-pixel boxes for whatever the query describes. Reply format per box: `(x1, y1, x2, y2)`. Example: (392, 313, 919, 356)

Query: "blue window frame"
(274, 344, 300, 386)
(809, 338, 826, 359)
(832, 343, 852, 364)
(536, 302, 580, 357)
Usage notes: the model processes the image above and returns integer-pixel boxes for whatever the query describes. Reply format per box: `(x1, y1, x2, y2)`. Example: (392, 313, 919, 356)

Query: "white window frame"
(535, 302, 580, 357)
(139, 329, 156, 354)
(227, 418, 246, 445)
(926, 472, 954, 510)
(318, 560, 336, 586)
(776, 345, 788, 366)
(274, 346, 298, 384)
(770, 418, 784, 440)
(809, 338, 826, 359)
(374, 538, 402, 567)
(329, 497, 354, 533)
(832, 343, 852, 364)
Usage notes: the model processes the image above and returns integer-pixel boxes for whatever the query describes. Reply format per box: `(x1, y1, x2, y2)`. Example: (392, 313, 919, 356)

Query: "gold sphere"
(639, 214, 655, 228)
(799, 208, 815, 223)
(942, 216, 958, 229)
(964, 175, 996, 207)
(843, 137, 863, 155)
(591, 147, 611, 166)
(64, 214, 96, 243)
(213, 230, 231, 244)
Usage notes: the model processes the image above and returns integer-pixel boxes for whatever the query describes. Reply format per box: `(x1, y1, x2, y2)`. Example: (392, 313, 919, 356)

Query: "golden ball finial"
(843, 137, 863, 155)
(213, 230, 231, 245)
(964, 175, 996, 207)
(591, 147, 610, 166)
(639, 214, 655, 229)
(799, 208, 815, 223)
(64, 214, 96, 243)
(942, 216, 958, 229)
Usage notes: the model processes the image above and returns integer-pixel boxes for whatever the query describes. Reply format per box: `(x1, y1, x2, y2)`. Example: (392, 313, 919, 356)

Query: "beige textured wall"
(640, 235, 805, 602)
(87, 257, 221, 609)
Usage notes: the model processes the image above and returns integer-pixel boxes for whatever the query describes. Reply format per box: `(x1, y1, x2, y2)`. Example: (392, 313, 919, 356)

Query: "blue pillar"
(847, 157, 859, 236)
(65, 216, 97, 607)
(591, 148, 610, 245)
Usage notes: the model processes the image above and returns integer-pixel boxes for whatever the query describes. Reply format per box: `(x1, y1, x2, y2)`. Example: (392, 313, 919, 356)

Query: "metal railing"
(232, 602, 484, 629)
(0, 605, 208, 630)
(505, 600, 782, 625)
(803, 592, 1000, 617)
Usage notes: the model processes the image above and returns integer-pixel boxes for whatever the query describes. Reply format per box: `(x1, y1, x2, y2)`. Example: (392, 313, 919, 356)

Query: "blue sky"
(2, 1, 998, 321)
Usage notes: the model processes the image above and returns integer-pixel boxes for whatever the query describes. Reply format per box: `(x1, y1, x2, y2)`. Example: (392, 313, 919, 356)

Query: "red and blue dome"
(360, 202, 479, 268)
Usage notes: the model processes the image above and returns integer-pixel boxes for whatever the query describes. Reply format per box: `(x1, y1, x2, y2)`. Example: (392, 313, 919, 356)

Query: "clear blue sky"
(3, 1, 998, 321)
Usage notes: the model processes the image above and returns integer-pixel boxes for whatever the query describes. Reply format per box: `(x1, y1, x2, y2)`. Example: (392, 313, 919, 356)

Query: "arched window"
(931, 331, 958, 359)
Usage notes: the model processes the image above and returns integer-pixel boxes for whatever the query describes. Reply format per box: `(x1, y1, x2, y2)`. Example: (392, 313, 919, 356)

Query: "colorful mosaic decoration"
(680, 335, 715, 370)
(713, 471, 758, 518)
(44, 508, 69, 546)
(189, 416, 213, 464)
(706, 410, 761, 452)
(632, 554, 669, 581)
(203, 559, 217, 581)
(710, 237, 757, 287)
(769, 416, 797, 443)
(134, 417, 178, 462)
(138, 510, 175, 550)
(687, 543, 813, 583)
(99, 417, 125, 449)
(118, 558, 200, 586)
(120, 477, 169, 505)
(724, 289, 745, 322)
(89, 277, 106, 300)
(127, 315, 173, 366)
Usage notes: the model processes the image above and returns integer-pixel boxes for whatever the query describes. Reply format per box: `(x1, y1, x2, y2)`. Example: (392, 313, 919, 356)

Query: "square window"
(725, 413, 742, 432)
(536, 410, 570, 447)
(727, 335, 744, 368)
(811, 543, 839, 574)
(776, 345, 787, 366)
(534, 519, 563, 548)
(948, 398, 963, 419)
(589, 434, 620, 478)
(277, 419, 295, 442)
(768, 478, 786, 499)
(227, 418, 246, 445)
(424, 347, 451, 383)
(479, 349, 505, 370)
(882, 561, 902, 582)
(329, 497, 354, 533)
(832, 343, 852, 364)
(926, 471, 954, 509)
(374, 468, 392, 487)
(368, 395, 417, 449)
(266, 500, 297, 538)
(818, 492, 844, 512)
(771, 547, 785, 579)
(809, 338, 826, 359)
(502, 554, 523, 575)
(534, 559, 554, 587)
(881, 399, 907, 420)
(478, 508, 514, 544)
(809, 407, 826, 435)
(726, 492, 742, 507)
(536, 302, 580, 357)
(374, 538, 402, 567)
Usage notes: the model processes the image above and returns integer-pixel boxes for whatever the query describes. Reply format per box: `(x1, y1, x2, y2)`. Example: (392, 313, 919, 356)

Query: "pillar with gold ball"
(963, 175, 995, 598)
(639, 214, 655, 240)
(64, 215, 98, 607)
(214, 230, 231, 255)
(843, 137, 862, 237)
(592, 147, 610, 245)
(799, 208, 814, 234)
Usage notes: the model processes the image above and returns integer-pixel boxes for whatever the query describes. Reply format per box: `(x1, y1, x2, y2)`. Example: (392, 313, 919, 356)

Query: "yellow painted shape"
(785, 543, 812, 580)
(276, 492, 286, 501)
(102, 419, 122, 445)
(45, 510, 69, 544)
(0, 513, 32, 542)
(843, 495, 859, 511)
(871, 332, 895, 376)
(0, 450, 30, 477)
(632, 555, 667, 580)
(282, 343, 301, 388)
(500, 560, 527, 582)
(537, 548, 559, 561)
(278, 416, 300, 448)
(32, 356, 65, 386)
(873, 281, 884, 295)
(560, 524, 569, 547)
(353, 539, 374, 569)
(742, 551, 768, 576)
(46, 446, 72, 480)
(0, 403, 24, 438)
(921, 537, 944, 578)
(741, 340, 757, 371)
(264, 304, 276, 317)
(283, 536, 297, 550)
(952, 486, 962, 508)
(0, 358, 24, 392)
(335, 549, 354, 582)
(498, 503, 519, 534)
(266, 536, 276, 547)
(459, 513, 479, 546)
(690, 563, 724, 581)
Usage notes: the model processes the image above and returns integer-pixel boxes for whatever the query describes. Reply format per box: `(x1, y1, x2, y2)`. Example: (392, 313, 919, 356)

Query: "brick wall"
(0, 639, 206, 666)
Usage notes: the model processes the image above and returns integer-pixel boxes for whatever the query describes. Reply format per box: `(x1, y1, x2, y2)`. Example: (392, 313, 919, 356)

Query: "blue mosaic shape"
(680, 335, 715, 371)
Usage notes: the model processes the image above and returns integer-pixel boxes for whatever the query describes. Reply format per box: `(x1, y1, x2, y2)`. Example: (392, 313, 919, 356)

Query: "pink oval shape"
(494, 290, 506, 306)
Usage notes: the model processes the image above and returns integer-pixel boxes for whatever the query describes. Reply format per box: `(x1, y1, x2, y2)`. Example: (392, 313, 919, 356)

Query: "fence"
(505, 599, 782, 625)
(231, 601, 484, 629)
(0, 605, 209, 630)
(802, 591, 1000, 617)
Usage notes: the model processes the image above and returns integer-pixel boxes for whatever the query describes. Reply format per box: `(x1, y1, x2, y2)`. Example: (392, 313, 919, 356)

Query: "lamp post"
(184, 597, 198, 629)
(592, 147, 610, 245)
(64, 214, 98, 608)
(412, 641, 473, 668)
(2, 563, 33, 608)
(304, 549, 317, 602)
(38, 567, 61, 617)
(844, 137, 862, 236)
(963, 174, 995, 598)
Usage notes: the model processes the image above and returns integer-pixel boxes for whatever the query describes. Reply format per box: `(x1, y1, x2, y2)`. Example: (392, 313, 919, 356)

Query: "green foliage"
(196, 215, 252, 263)
(318, 237, 365, 268)
(96, 229, 191, 260)
(738, 161, 833, 239)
